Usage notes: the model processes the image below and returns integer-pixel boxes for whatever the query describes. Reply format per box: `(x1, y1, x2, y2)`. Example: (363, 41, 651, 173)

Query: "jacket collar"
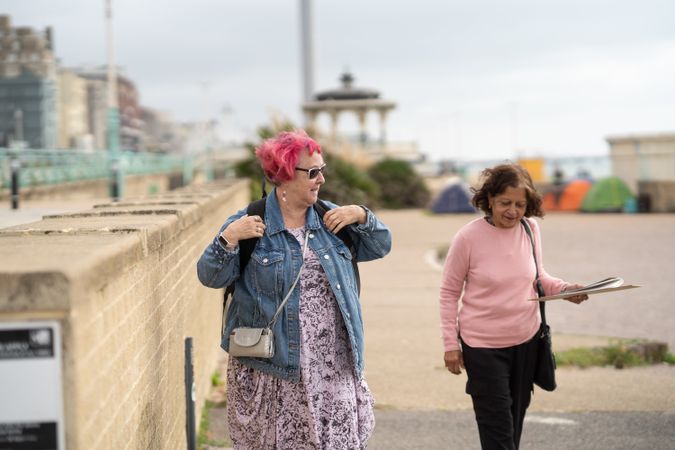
(264, 187, 323, 235)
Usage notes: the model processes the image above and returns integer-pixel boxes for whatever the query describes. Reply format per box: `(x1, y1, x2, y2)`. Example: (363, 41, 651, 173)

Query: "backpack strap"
(240, 198, 266, 272)
(222, 197, 266, 335)
(314, 200, 361, 295)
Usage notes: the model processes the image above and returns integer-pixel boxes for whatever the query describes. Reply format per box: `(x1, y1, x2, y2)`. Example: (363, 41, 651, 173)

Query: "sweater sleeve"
(439, 231, 470, 352)
(530, 218, 568, 296)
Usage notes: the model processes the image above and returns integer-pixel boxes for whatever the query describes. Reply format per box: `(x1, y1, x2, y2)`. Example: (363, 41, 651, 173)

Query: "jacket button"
(309, 233, 315, 239)
(324, 255, 330, 260)
(263, 258, 268, 264)
(336, 283, 341, 290)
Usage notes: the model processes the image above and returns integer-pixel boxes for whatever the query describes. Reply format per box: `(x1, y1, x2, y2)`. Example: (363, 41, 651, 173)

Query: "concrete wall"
(0, 179, 249, 449)
(638, 180, 675, 213)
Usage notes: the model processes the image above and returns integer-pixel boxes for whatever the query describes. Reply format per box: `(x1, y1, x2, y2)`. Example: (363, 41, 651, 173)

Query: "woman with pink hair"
(198, 129, 392, 449)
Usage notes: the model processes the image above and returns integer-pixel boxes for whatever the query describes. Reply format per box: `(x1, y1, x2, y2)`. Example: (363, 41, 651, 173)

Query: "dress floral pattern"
(226, 227, 375, 450)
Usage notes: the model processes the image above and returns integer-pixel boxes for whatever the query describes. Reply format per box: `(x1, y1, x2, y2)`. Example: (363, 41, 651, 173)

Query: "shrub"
(318, 152, 379, 207)
(368, 158, 430, 209)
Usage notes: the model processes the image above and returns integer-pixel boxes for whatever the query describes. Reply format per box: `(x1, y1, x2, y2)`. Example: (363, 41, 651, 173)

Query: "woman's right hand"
(444, 350, 464, 375)
(221, 214, 266, 245)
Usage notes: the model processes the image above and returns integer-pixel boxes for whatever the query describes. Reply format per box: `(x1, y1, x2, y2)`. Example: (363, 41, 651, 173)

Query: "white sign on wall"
(0, 321, 65, 450)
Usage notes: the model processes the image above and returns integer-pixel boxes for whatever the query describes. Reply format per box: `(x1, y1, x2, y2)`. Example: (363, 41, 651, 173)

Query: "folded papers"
(529, 277, 640, 301)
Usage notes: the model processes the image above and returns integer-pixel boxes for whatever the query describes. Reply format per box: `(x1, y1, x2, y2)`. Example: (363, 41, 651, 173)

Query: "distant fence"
(0, 148, 243, 202)
(0, 148, 189, 189)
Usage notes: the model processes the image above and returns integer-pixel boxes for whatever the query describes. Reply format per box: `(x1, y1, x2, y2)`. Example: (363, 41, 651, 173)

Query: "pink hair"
(255, 130, 322, 184)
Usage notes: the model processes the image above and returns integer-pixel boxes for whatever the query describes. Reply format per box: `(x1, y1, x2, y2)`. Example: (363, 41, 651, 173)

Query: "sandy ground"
(359, 210, 675, 412)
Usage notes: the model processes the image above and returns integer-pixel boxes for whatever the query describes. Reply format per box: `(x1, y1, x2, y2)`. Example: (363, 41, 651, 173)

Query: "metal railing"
(0, 148, 190, 189)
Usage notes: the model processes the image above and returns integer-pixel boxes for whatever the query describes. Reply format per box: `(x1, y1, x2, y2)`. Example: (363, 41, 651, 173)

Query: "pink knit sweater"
(439, 217, 567, 352)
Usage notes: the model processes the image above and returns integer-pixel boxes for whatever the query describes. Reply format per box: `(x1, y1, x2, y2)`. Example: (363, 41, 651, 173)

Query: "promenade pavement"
(359, 210, 675, 449)
(203, 210, 675, 449)
(0, 198, 108, 229)
(362, 210, 675, 413)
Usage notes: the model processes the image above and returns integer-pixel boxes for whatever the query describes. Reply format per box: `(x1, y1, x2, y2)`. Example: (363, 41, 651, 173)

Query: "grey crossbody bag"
(228, 231, 309, 359)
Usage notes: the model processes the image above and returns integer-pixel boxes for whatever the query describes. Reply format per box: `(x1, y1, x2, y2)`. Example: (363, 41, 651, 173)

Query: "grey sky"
(5, 0, 675, 161)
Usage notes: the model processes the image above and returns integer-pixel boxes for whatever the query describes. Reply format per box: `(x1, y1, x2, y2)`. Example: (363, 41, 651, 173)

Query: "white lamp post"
(105, 0, 122, 199)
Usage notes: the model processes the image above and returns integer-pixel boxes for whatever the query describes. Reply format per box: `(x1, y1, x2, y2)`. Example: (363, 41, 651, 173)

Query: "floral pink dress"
(226, 227, 375, 449)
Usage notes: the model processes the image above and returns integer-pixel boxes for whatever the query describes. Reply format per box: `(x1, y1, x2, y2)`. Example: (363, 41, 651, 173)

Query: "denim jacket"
(196, 189, 392, 381)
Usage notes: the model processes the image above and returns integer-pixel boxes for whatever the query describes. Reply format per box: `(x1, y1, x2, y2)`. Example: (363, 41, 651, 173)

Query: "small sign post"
(0, 321, 65, 450)
(184, 337, 196, 450)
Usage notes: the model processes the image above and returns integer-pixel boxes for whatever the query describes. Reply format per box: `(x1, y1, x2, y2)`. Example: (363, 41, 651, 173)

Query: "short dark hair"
(471, 163, 544, 217)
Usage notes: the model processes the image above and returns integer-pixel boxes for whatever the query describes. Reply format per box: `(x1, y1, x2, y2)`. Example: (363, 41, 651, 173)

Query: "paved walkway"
(0, 198, 108, 229)
(203, 210, 675, 449)
(361, 210, 675, 413)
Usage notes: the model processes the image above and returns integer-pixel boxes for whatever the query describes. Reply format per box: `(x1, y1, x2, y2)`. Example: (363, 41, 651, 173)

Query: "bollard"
(110, 159, 120, 201)
(184, 337, 196, 450)
(10, 156, 20, 210)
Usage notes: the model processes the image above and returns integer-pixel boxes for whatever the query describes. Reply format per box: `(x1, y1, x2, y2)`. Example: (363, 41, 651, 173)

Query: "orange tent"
(558, 179, 592, 211)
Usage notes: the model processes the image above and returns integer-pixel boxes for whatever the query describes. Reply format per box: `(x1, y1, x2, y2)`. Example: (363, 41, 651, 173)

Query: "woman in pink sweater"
(439, 164, 587, 450)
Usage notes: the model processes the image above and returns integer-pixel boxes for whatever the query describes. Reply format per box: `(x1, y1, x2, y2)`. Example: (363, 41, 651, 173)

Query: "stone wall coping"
(0, 178, 248, 313)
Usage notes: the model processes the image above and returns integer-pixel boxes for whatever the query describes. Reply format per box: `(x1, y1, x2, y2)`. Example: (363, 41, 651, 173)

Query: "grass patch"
(665, 353, 675, 365)
(555, 347, 609, 368)
(211, 371, 222, 388)
(556, 340, 671, 369)
(437, 244, 450, 263)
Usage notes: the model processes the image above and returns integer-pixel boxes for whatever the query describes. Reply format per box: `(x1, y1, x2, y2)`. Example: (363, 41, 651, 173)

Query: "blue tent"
(431, 182, 476, 213)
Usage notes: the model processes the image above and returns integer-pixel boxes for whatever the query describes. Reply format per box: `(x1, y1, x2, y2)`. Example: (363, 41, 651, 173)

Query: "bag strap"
(521, 218, 547, 326)
(266, 230, 309, 328)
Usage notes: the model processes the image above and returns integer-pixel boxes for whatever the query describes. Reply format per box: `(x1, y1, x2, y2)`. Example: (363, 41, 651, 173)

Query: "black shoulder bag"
(521, 218, 557, 392)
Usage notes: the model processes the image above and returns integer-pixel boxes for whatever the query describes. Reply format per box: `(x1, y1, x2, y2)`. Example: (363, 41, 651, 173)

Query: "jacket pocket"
(251, 250, 284, 295)
(335, 244, 356, 290)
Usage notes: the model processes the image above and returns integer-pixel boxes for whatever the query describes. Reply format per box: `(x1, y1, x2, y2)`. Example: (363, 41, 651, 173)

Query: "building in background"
(76, 68, 143, 152)
(84, 75, 107, 150)
(57, 68, 90, 149)
(117, 75, 143, 151)
(607, 132, 675, 212)
(607, 132, 675, 192)
(141, 107, 180, 153)
(0, 14, 58, 148)
(0, 14, 228, 156)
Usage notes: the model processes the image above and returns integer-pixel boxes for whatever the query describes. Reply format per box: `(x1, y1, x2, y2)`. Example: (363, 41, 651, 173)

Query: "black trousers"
(461, 332, 539, 450)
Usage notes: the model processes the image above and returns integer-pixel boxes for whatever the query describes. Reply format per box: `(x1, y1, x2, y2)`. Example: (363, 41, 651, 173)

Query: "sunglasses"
(295, 163, 326, 179)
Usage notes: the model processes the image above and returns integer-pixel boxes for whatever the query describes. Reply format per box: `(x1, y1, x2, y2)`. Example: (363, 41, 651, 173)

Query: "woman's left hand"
(561, 283, 589, 304)
(323, 205, 367, 234)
